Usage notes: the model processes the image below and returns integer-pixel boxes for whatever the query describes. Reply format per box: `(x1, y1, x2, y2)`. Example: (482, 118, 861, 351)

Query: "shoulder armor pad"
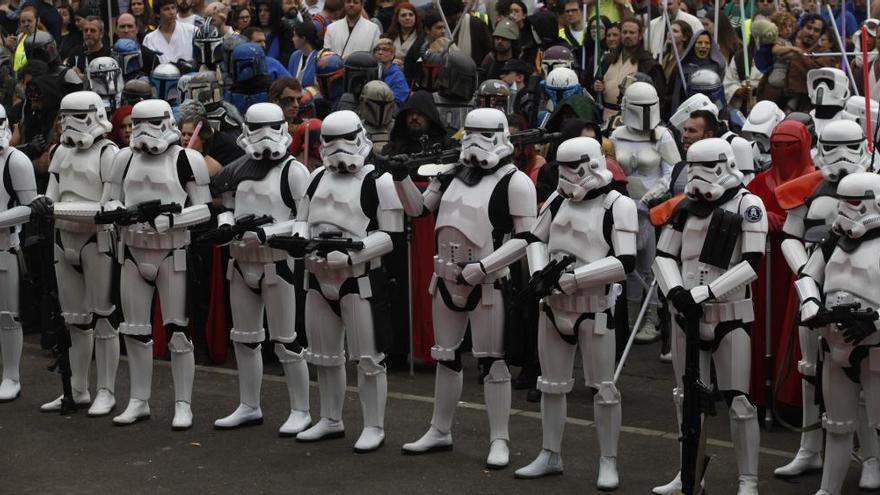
(7, 148, 35, 192)
(375, 171, 403, 211)
(611, 194, 638, 233)
(507, 170, 537, 218)
(602, 189, 622, 210)
(738, 192, 768, 232)
(284, 157, 310, 202)
(775, 170, 824, 210)
(182, 148, 211, 186)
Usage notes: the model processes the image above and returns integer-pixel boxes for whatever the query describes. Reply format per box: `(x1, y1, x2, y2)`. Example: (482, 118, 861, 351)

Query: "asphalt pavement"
(0, 337, 867, 494)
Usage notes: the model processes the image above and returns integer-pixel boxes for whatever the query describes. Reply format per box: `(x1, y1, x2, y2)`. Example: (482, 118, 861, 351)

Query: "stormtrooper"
(796, 172, 880, 495)
(652, 138, 767, 495)
(610, 82, 681, 344)
(209, 103, 312, 436)
(394, 108, 537, 468)
(669, 93, 755, 184)
(775, 119, 880, 489)
(358, 80, 395, 154)
(0, 105, 41, 403)
(513, 137, 637, 490)
(104, 99, 213, 430)
(292, 110, 403, 453)
(86, 57, 124, 113)
(38, 91, 120, 417)
(186, 71, 243, 132)
(741, 99, 785, 174)
(433, 51, 477, 134)
(807, 67, 850, 136)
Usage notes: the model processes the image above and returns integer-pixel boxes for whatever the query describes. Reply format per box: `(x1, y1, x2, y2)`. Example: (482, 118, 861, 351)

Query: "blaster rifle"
(676, 311, 716, 495)
(514, 255, 576, 304)
(802, 302, 879, 329)
(94, 200, 182, 226)
(268, 231, 365, 258)
(23, 209, 74, 413)
(195, 214, 274, 244)
(377, 130, 565, 171)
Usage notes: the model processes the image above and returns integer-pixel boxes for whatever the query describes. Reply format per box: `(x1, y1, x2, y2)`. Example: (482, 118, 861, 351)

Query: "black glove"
(387, 157, 410, 181)
(16, 134, 47, 158)
(29, 196, 53, 221)
(212, 224, 236, 244)
(842, 318, 878, 345)
(668, 286, 703, 320)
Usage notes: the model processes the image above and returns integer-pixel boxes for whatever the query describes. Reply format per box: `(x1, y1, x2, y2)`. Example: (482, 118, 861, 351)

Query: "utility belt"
(120, 226, 189, 251)
(821, 337, 880, 383)
(545, 283, 621, 314)
(230, 241, 288, 264)
(55, 218, 99, 234)
(700, 298, 754, 323)
(429, 274, 506, 313)
(433, 256, 507, 284)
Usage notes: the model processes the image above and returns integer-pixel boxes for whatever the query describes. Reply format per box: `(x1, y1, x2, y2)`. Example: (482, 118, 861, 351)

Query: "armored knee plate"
(274, 342, 305, 363)
(357, 355, 386, 376)
(483, 359, 511, 383)
(168, 331, 194, 354)
(729, 394, 757, 420)
(595, 381, 622, 406)
(0, 311, 17, 330)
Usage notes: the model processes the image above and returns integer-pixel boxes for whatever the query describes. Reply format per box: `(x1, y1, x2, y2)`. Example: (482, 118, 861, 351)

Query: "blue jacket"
(382, 63, 410, 104)
(267, 56, 291, 79)
(287, 50, 318, 87)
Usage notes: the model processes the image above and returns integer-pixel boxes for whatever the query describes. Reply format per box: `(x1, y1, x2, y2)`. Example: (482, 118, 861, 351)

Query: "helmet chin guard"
(684, 138, 743, 201)
(459, 108, 513, 170)
(320, 110, 372, 174)
(237, 103, 291, 161)
(555, 137, 612, 200)
(130, 99, 180, 154)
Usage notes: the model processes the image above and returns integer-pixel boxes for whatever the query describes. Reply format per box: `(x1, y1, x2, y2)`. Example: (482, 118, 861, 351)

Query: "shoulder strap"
(3, 153, 12, 201)
(280, 158, 296, 214)
(669, 161, 687, 195)
(305, 169, 325, 199)
(176, 148, 195, 190)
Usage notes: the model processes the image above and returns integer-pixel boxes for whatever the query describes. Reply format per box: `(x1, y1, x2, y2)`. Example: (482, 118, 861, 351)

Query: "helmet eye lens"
(326, 130, 360, 142)
(71, 113, 88, 120)
(848, 144, 861, 150)
(848, 199, 862, 206)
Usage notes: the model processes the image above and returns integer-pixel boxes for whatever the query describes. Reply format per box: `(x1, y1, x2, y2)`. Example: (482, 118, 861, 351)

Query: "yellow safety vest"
(471, 11, 489, 25)
(558, 26, 585, 47)
(13, 34, 26, 72)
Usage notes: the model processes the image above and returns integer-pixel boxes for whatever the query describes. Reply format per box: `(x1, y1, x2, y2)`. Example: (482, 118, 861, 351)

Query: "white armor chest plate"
(824, 238, 880, 310)
(548, 198, 610, 265)
(435, 167, 509, 261)
(235, 164, 291, 222)
(679, 196, 745, 300)
(55, 145, 105, 203)
(122, 149, 188, 207)
(307, 167, 371, 239)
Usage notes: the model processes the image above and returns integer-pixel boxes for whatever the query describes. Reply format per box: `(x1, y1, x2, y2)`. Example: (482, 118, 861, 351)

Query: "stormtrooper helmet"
(320, 110, 372, 174)
(59, 91, 113, 149)
(542, 67, 581, 106)
(842, 95, 880, 135)
(816, 119, 870, 182)
(669, 93, 719, 132)
(556, 137, 612, 200)
(87, 57, 124, 103)
(684, 138, 743, 201)
(832, 172, 880, 238)
(0, 105, 10, 150)
(237, 102, 291, 161)
(807, 67, 850, 108)
(459, 108, 514, 170)
(359, 80, 395, 128)
(130, 99, 181, 154)
(741, 100, 785, 172)
(622, 82, 660, 132)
